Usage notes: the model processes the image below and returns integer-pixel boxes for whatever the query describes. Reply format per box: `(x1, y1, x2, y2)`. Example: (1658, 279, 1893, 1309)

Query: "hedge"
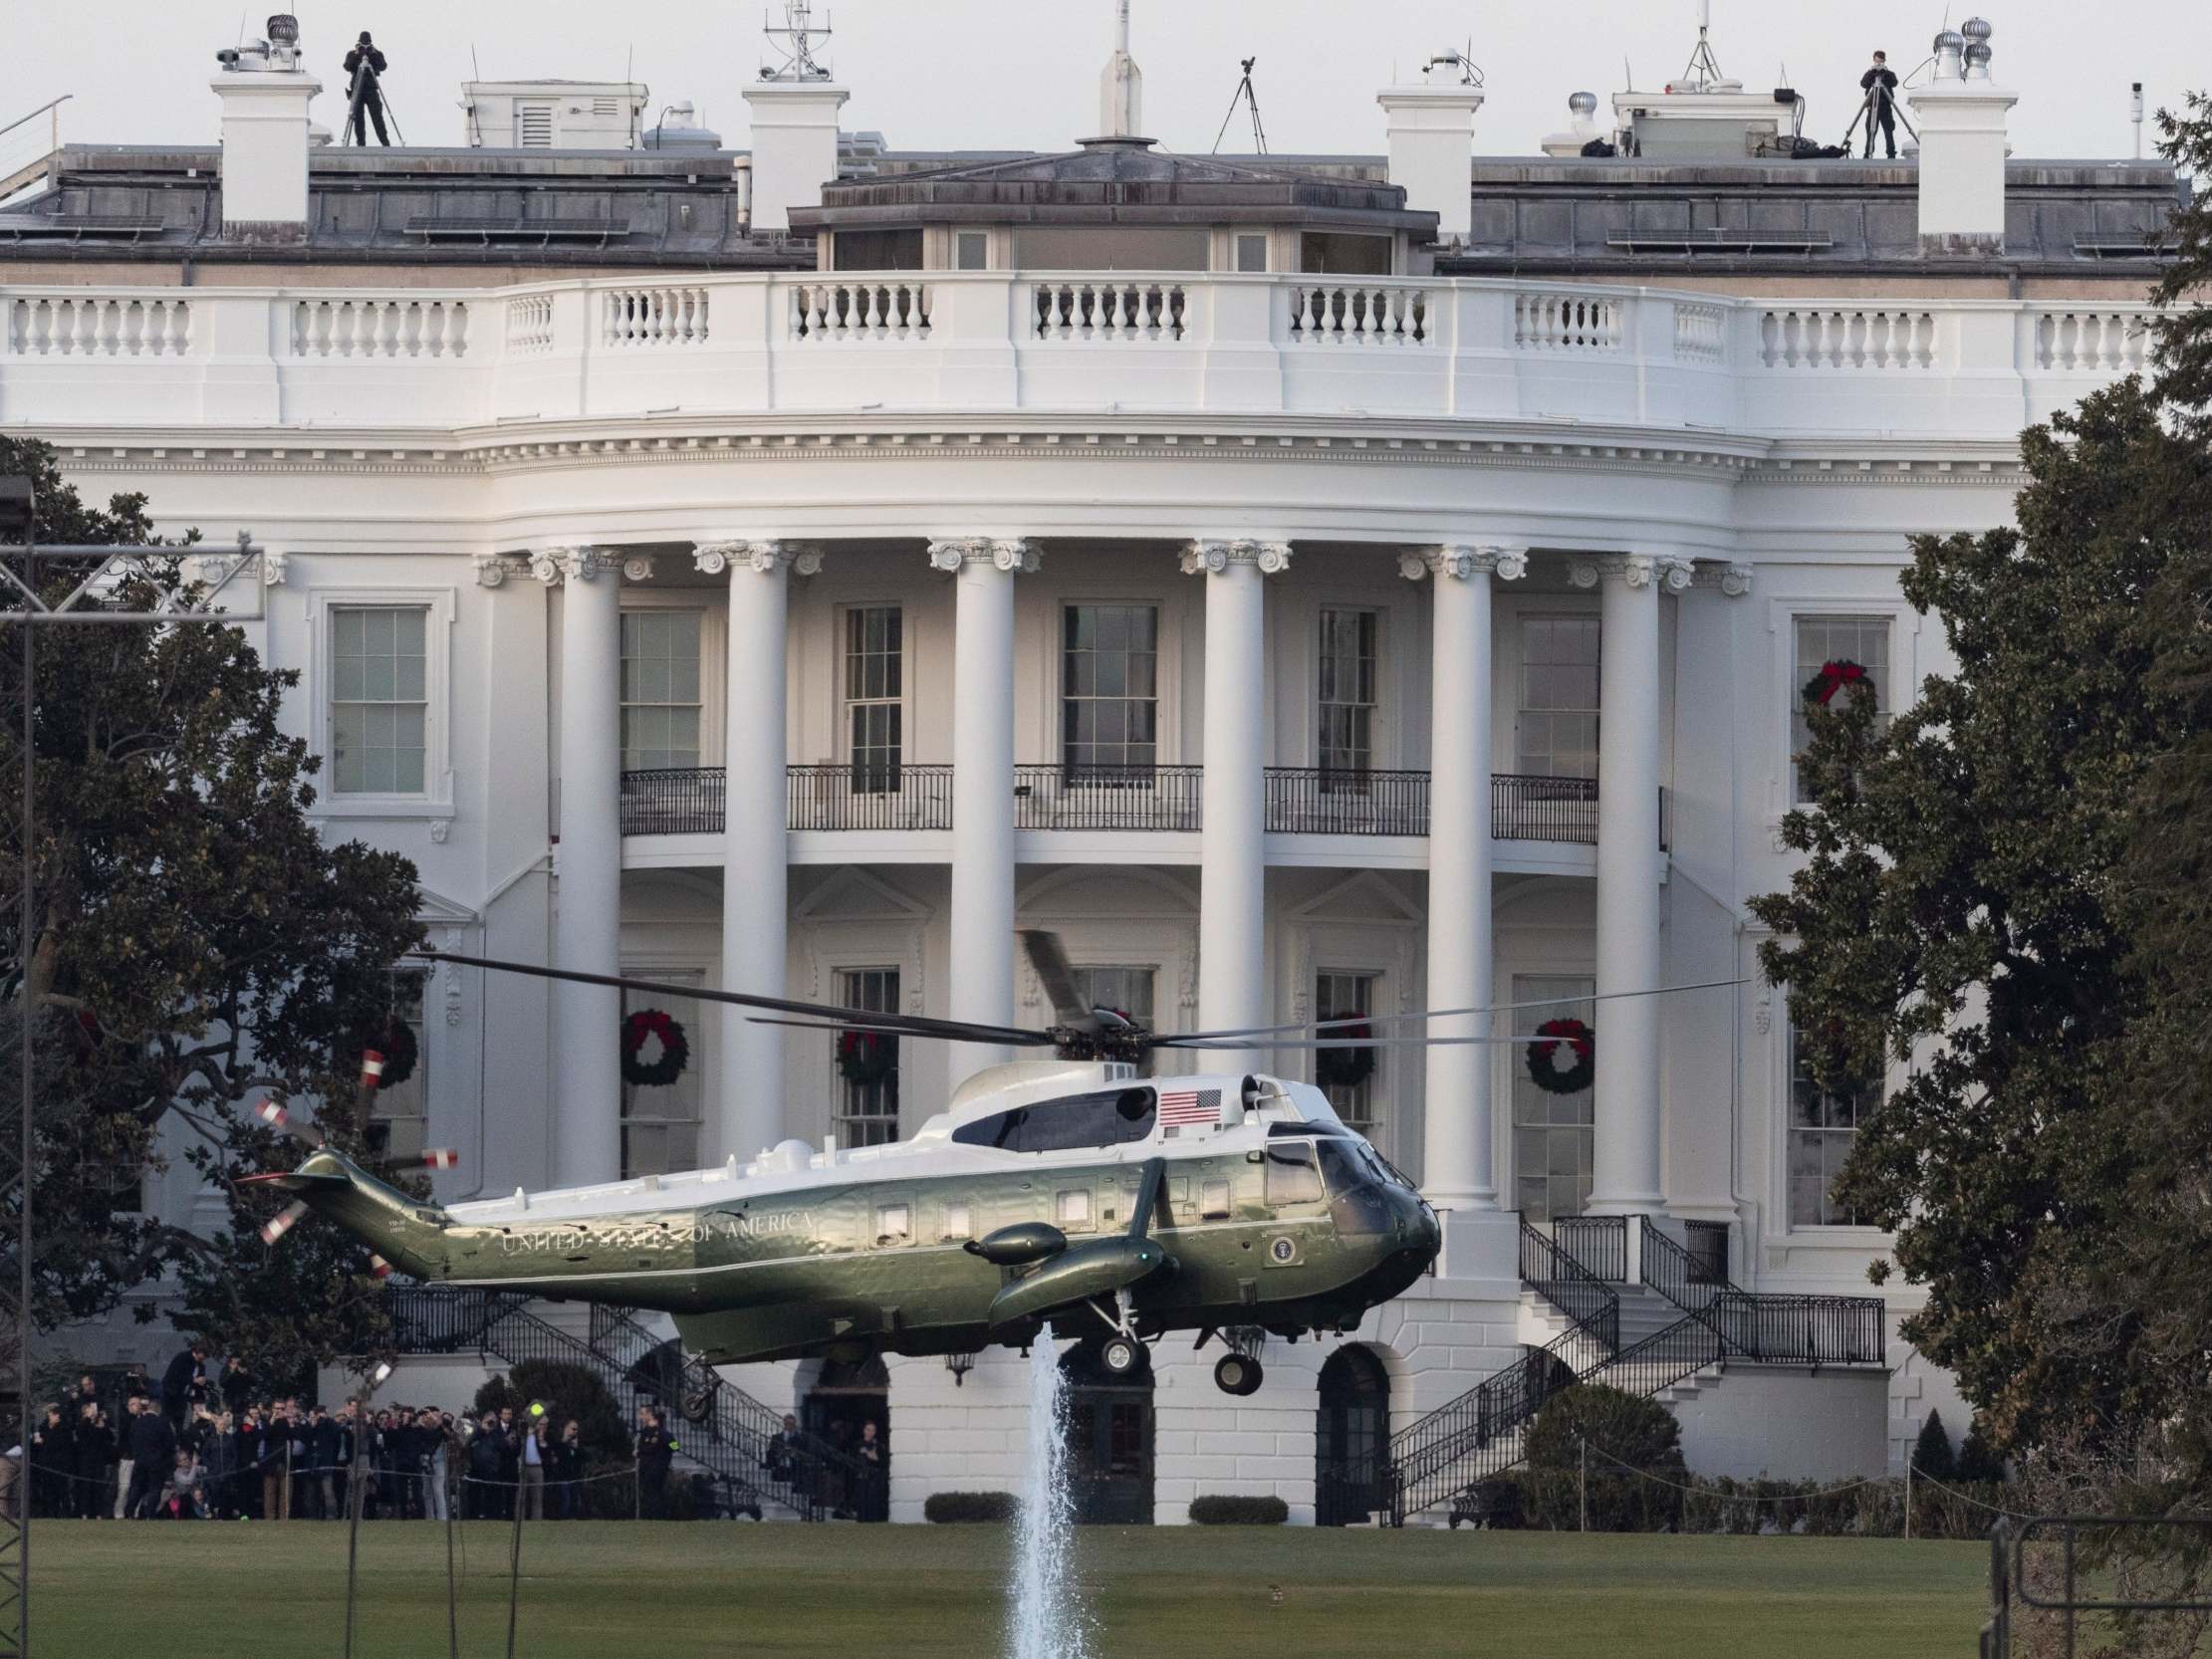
(926, 1491, 1017, 1524)
(1450, 1470, 2011, 1540)
(1189, 1495, 1290, 1525)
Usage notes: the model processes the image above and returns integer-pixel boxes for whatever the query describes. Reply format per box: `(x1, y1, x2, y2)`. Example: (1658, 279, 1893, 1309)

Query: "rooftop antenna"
(2130, 81, 2144, 159)
(1211, 56, 1267, 154)
(1680, 0, 1725, 90)
(760, 0, 832, 82)
(1421, 43, 1484, 88)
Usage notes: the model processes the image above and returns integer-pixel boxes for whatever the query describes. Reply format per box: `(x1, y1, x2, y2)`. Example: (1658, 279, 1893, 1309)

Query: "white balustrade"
(2034, 310, 2150, 373)
(790, 281, 932, 341)
(1028, 281, 1184, 342)
(1514, 291, 1620, 352)
(505, 294, 555, 355)
(1285, 283, 1428, 346)
(291, 298, 470, 359)
(1757, 308, 1935, 369)
(1673, 302, 1726, 361)
(6, 294, 190, 356)
(603, 286, 710, 347)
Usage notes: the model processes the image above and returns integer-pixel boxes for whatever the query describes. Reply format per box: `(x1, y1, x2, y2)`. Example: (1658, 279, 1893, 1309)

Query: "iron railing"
(1492, 773, 1599, 843)
(1637, 1216, 1886, 1366)
(619, 768, 726, 835)
(1684, 1219, 1731, 1284)
(1553, 1215, 1628, 1283)
(1012, 763, 1203, 830)
(1519, 1220, 1621, 1353)
(1582, 1311, 1727, 1401)
(1983, 1516, 2212, 1659)
(787, 763, 954, 831)
(1380, 1322, 1588, 1524)
(1263, 768, 1428, 835)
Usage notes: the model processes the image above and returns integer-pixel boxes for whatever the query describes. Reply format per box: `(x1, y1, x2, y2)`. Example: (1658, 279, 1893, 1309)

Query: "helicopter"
(244, 932, 1619, 1397)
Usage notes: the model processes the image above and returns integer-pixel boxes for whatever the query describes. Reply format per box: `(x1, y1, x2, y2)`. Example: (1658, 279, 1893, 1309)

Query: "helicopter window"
(1265, 1141, 1326, 1207)
(1314, 1138, 1374, 1196)
(1056, 1189, 1094, 1231)
(940, 1202, 973, 1242)
(950, 1087, 1157, 1153)
(874, 1203, 911, 1246)
(1200, 1178, 1232, 1221)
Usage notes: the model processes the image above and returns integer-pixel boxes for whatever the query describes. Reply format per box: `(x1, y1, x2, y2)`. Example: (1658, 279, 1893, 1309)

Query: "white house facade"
(8, 11, 2180, 1523)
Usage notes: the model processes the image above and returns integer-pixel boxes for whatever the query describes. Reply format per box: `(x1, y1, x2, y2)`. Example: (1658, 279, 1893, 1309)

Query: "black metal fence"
(1518, 1221, 1620, 1357)
(1491, 773, 1600, 843)
(1710, 1291, 1888, 1367)
(787, 763, 954, 831)
(1982, 1515, 2212, 1659)
(618, 768, 726, 835)
(1012, 764, 1203, 830)
(1263, 768, 1428, 835)
(1553, 1215, 1628, 1283)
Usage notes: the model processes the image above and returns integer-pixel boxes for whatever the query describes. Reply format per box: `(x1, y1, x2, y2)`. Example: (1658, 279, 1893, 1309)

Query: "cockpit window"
(1264, 1140, 1326, 1206)
(951, 1087, 1157, 1153)
(1314, 1138, 1373, 1198)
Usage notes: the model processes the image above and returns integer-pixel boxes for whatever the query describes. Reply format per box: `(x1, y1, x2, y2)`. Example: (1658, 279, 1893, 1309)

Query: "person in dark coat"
(219, 1358, 254, 1420)
(309, 1406, 345, 1521)
(548, 1419, 586, 1520)
(494, 1407, 521, 1521)
(160, 1341, 208, 1430)
(123, 1400, 176, 1519)
(342, 32, 392, 145)
(634, 1406, 675, 1520)
(27, 1407, 69, 1520)
(73, 1403, 117, 1521)
(1859, 52, 1900, 159)
(465, 1412, 507, 1520)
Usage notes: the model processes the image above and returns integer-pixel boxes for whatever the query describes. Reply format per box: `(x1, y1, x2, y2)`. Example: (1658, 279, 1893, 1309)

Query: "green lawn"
(39, 1521, 1991, 1658)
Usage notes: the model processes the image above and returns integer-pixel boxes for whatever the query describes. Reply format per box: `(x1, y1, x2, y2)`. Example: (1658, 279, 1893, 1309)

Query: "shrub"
(1522, 1384, 1686, 1532)
(926, 1491, 1017, 1524)
(1189, 1495, 1290, 1525)
(1956, 1419, 2008, 1484)
(473, 1359, 630, 1465)
(1911, 1410, 1957, 1481)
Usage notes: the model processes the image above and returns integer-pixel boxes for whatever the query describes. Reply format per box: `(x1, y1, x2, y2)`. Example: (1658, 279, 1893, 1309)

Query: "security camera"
(215, 47, 242, 66)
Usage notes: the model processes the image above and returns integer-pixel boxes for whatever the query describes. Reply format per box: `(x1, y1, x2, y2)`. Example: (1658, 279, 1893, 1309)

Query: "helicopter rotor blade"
(1161, 977, 1748, 1045)
(407, 949, 1053, 1050)
(1018, 930, 1093, 1030)
(1159, 1033, 1581, 1050)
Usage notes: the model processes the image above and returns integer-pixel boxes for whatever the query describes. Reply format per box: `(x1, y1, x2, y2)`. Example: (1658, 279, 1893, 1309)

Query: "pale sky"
(8, 0, 2208, 163)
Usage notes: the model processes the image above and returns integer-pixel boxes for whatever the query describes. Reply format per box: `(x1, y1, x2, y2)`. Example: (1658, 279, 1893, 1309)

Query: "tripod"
(344, 60, 407, 147)
(1211, 58, 1268, 155)
(1841, 78, 1917, 156)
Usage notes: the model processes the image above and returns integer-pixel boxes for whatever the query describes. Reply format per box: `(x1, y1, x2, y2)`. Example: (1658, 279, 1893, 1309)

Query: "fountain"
(1008, 1325, 1092, 1659)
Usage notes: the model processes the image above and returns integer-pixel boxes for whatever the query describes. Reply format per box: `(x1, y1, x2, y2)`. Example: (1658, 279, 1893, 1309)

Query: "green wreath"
(1803, 658, 1870, 707)
(837, 1029, 896, 1085)
(1315, 1017, 1376, 1090)
(1525, 1018, 1595, 1095)
(358, 1017, 418, 1090)
(622, 1008, 690, 1089)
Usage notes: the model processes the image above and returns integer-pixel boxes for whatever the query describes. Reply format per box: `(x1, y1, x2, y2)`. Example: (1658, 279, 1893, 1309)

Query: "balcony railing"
(616, 765, 1675, 846)
(1012, 764, 1202, 831)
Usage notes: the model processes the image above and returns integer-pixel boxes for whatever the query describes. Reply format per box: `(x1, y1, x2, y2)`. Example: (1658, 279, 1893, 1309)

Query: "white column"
(538, 546, 623, 1189)
(930, 538, 1038, 1068)
(1402, 545, 1524, 1205)
(696, 539, 819, 1163)
(1182, 539, 1291, 1074)
(1578, 552, 1692, 1214)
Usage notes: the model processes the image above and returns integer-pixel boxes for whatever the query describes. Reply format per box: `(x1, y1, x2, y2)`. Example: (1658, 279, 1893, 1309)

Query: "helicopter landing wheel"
(1213, 1352, 1264, 1396)
(1099, 1333, 1144, 1377)
(680, 1382, 718, 1425)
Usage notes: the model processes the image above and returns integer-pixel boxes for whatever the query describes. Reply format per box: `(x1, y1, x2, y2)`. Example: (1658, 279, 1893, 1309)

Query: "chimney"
(742, 79, 849, 233)
(1376, 62, 1484, 245)
(1906, 17, 2017, 254)
(211, 13, 322, 241)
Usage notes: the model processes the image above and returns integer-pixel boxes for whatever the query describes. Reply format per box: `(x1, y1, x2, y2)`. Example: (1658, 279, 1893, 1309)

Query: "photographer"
(1859, 51, 1900, 158)
(342, 32, 392, 146)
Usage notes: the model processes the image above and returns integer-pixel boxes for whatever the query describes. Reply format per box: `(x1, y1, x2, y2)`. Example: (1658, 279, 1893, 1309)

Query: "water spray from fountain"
(1009, 1324, 1091, 1659)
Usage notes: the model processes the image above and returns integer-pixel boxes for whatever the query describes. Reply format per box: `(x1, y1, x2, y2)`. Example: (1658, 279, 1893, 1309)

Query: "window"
(367, 969, 430, 1164)
(1056, 1189, 1094, 1231)
(331, 606, 428, 795)
(832, 229, 923, 271)
(1314, 970, 1379, 1132)
(1318, 608, 1378, 783)
(1517, 616, 1601, 781)
(843, 607, 902, 794)
(1512, 975, 1596, 1222)
(950, 1087, 1157, 1152)
(1234, 233, 1269, 273)
(940, 1202, 973, 1242)
(1062, 603, 1158, 775)
(1299, 232, 1390, 275)
(874, 1203, 911, 1245)
(620, 611, 703, 774)
(1265, 1141, 1326, 1206)
(622, 972, 703, 1179)
(1013, 226, 1209, 271)
(1069, 966, 1154, 1028)
(836, 969, 901, 1148)
(1788, 1024, 1879, 1226)
(1200, 1178, 1232, 1220)
(1792, 615, 1891, 804)
(955, 231, 989, 271)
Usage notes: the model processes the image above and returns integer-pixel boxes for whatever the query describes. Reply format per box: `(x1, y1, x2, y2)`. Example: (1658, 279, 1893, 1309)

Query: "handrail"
(1552, 1215, 1628, 1283)
(1638, 1216, 1886, 1366)
(1518, 1219, 1620, 1355)
(0, 95, 71, 145)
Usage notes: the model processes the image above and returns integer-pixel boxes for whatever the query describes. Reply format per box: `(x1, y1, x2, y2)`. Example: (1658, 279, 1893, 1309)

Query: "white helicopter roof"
(442, 1068, 1342, 1227)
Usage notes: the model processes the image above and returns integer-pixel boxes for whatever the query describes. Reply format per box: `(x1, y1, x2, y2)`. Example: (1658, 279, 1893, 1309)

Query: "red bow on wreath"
(837, 1029, 897, 1085)
(1525, 1017, 1596, 1096)
(621, 1008, 689, 1089)
(1803, 659, 1870, 707)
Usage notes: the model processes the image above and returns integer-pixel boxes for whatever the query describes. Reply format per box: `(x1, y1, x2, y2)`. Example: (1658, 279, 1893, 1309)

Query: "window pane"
(331, 606, 433, 797)
(1063, 603, 1160, 771)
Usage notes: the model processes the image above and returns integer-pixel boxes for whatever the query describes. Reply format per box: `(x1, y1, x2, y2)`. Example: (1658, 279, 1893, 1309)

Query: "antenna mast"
(761, 0, 832, 81)
(1680, 0, 1726, 90)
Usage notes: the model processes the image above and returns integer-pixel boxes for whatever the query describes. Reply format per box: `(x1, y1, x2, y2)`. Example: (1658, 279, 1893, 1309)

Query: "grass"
(39, 1521, 1991, 1658)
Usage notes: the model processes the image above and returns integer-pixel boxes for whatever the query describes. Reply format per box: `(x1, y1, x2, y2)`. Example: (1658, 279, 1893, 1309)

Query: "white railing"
(791, 280, 931, 341)
(1285, 283, 1428, 347)
(7, 294, 189, 356)
(1757, 308, 1936, 369)
(1514, 291, 1621, 352)
(2033, 310, 2152, 372)
(291, 298, 470, 358)
(0, 273, 2158, 441)
(1029, 280, 1184, 342)
(505, 294, 555, 355)
(604, 285, 710, 348)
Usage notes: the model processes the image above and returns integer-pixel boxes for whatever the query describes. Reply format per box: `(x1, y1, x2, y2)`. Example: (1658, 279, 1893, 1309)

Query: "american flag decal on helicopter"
(1157, 1087, 1221, 1126)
